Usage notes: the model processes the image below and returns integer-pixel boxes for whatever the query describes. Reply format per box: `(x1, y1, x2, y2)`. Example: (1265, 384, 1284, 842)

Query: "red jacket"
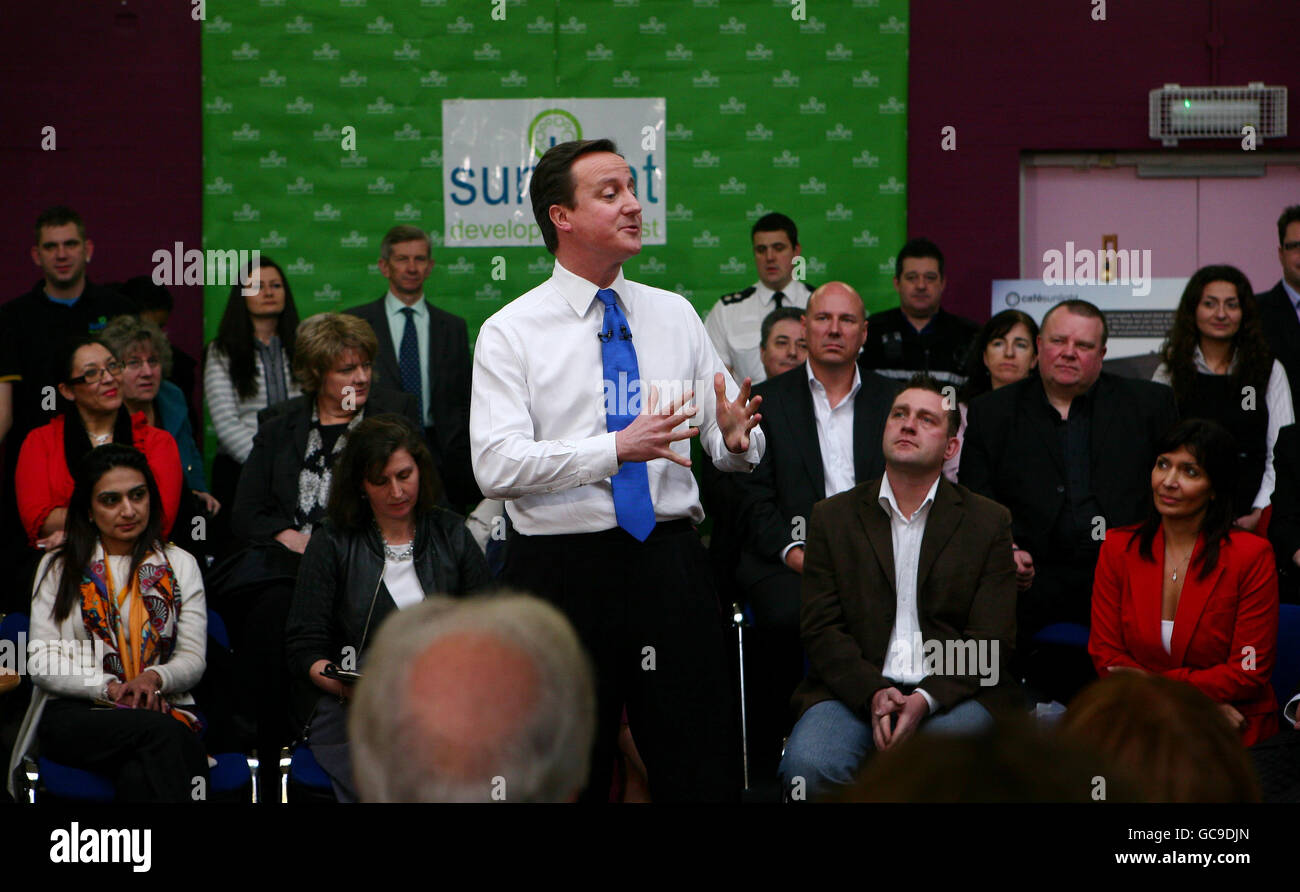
(15, 412, 183, 546)
(1089, 525, 1279, 746)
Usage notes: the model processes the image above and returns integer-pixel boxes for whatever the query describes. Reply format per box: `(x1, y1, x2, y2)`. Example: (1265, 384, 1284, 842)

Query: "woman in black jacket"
(285, 413, 491, 800)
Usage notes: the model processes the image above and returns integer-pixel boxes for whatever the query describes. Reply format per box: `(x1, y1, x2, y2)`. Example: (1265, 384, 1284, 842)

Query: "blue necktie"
(597, 288, 655, 541)
(398, 306, 424, 423)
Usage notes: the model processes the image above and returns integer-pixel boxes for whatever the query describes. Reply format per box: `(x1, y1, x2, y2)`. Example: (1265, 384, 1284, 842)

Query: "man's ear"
(30, 245, 41, 268)
(943, 434, 961, 462)
(84, 238, 94, 263)
(549, 204, 571, 236)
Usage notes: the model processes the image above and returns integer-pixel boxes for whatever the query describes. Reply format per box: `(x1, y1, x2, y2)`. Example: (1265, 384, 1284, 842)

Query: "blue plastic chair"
(284, 742, 336, 802)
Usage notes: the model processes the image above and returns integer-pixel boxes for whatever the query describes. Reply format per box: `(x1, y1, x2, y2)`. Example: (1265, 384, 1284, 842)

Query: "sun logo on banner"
(528, 109, 581, 158)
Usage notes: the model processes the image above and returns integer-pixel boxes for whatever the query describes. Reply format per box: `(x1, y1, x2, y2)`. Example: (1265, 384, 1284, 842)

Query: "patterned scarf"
(79, 546, 200, 733)
(294, 403, 364, 534)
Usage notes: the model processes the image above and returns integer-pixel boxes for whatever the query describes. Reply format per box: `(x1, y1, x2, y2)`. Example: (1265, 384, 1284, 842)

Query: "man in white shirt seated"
(778, 375, 1020, 801)
(732, 282, 895, 781)
(470, 138, 764, 802)
(705, 213, 815, 385)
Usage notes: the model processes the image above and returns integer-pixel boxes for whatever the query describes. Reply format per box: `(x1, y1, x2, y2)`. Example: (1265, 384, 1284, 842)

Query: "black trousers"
(503, 520, 740, 803)
(744, 570, 805, 782)
(221, 579, 297, 802)
(39, 698, 208, 802)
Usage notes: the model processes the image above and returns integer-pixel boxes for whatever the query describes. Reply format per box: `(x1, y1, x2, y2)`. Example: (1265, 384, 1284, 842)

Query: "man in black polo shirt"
(0, 206, 136, 608)
(859, 237, 978, 387)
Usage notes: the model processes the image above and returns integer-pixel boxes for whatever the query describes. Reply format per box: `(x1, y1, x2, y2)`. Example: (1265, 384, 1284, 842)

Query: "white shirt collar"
(754, 279, 795, 307)
(806, 361, 862, 401)
(1283, 278, 1300, 309)
(1191, 343, 1238, 375)
(551, 260, 631, 317)
(878, 471, 941, 523)
(385, 291, 426, 317)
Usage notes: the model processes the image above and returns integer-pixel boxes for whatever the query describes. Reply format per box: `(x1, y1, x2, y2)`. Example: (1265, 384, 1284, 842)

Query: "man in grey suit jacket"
(779, 375, 1019, 801)
(345, 225, 479, 510)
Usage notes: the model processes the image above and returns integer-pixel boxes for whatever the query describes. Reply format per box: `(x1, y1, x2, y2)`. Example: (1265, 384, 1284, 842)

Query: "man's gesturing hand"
(715, 372, 762, 454)
(614, 386, 700, 467)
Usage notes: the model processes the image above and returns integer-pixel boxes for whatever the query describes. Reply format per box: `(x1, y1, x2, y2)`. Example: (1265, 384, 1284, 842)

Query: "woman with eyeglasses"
(102, 315, 220, 517)
(15, 336, 183, 550)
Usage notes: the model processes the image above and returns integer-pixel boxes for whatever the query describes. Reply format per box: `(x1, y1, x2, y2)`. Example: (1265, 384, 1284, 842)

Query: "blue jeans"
(778, 697, 993, 801)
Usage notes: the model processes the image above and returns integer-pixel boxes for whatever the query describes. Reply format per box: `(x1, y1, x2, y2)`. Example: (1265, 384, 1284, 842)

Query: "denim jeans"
(778, 696, 993, 801)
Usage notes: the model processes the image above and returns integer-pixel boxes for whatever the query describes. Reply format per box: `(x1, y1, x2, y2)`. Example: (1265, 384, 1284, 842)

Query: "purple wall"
(909, 0, 1300, 323)
(0, 1, 202, 379)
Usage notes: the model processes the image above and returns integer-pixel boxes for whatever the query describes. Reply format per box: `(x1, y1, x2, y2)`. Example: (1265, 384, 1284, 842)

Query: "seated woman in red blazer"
(1090, 417, 1279, 746)
(16, 336, 182, 549)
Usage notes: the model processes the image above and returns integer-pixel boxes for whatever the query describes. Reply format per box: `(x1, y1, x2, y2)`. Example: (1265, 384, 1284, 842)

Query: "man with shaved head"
(349, 592, 596, 803)
(732, 282, 897, 782)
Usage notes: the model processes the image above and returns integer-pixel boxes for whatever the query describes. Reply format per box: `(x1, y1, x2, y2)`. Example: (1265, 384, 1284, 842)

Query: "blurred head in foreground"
(836, 711, 1134, 803)
(1060, 673, 1260, 803)
(349, 591, 596, 803)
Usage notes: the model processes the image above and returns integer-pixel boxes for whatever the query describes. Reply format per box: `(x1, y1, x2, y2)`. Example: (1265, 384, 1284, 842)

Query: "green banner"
(201, 0, 908, 454)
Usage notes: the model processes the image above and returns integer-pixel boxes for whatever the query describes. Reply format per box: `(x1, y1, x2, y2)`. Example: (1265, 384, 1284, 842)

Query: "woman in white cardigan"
(7, 444, 208, 802)
(203, 257, 301, 509)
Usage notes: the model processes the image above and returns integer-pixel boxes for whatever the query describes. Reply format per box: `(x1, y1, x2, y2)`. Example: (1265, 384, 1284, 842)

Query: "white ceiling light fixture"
(1149, 82, 1287, 146)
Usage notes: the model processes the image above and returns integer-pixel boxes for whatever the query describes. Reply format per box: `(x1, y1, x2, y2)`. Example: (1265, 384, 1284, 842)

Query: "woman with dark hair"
(943, 309, 1039, 481)
(285, 413, 490, 800)
(1089, 418, 1279, 746)
(6, 445, 208, 802)
(15, 336, 182, 549)
(1153, 264, 1294, 530)
(203, 257, 302, 508)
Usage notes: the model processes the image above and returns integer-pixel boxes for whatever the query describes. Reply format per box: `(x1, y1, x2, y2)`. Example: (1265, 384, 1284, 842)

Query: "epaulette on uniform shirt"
(720, 286, 757, 305)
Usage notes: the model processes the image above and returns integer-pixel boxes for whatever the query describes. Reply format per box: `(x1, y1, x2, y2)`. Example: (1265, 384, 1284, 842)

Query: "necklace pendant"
(1172, 569, 1178, 582)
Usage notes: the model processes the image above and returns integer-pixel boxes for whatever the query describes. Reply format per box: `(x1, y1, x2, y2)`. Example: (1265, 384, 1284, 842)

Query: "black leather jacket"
(285, 508, 492, 690)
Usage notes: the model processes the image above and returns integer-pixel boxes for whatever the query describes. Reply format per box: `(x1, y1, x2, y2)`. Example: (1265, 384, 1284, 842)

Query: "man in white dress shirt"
(778, 375, 1019, 800)
(470, 138, 765, 802)
(705, 213, 815, 385)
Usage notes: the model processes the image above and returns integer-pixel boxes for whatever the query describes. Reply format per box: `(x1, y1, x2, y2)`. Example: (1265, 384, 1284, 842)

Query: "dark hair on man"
(898, 372, 961, 438)
(327, 414, 443, 532)
(1159, 265, 1268, 410)
(1278, 205, 1300, 246)
(1128, 418, 1238, 580)
(118, 275, 174, 315)
(35, 205, 86, 243)
(207, 256, 300, 400)
(760, 306, 806, 349)
(529, 138, 619, 254)
(1061, 673, 1260, 802)
(751, 212, 798, 247)
(1040, 298, 1109, 347)
(894, 237, 944, 279)
(960, 309, 1039, 402)
(44, 444, 165, 624)
(381, 225, 431, 261)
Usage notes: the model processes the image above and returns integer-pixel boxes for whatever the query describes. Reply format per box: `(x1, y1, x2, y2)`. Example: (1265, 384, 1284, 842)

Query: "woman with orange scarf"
(6, 444, 208, 802)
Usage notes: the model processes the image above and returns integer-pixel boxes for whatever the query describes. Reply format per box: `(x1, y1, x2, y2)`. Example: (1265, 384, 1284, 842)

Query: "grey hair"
(349, 590, 596, 803)
(380, 224, 431, 262)
(100, 314, 174, 379)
